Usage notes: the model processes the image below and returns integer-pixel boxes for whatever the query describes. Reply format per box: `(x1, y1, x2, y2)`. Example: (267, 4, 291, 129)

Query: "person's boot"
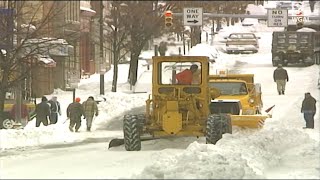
(86, 127, 91, 132)
(69, 126, 74, 132)
(282, 90, 285, 95)
(278, 91, 281, 95)
(75, 129, 79, 133)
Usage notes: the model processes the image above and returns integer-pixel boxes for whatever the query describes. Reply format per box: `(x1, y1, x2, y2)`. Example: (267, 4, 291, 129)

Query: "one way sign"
(183, 8, 203, 26)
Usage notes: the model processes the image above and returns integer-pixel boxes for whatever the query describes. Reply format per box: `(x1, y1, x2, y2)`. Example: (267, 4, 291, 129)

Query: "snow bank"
(0, 91, 147, 150)
(133, 128, 317, 179)
(0, 126, 78, 150)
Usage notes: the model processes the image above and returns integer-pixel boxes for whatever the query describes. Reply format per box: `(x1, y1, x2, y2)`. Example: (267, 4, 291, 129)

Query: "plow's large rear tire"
(206, 114, 232, 144)
(123, 115, 141, 151)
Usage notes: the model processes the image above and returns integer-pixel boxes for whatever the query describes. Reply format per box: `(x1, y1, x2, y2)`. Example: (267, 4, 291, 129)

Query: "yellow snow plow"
(209, 70, 273, 128)
(110, 56, 233, 151)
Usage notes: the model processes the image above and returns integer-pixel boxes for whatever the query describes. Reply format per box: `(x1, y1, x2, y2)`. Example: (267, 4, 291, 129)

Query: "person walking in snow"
(48, 96, 61, 124)
(158, 41, 168, 56)
(82, 96, 99, 131)
(273, 64, 289, 95)
(301, 92, 317, 129)
(35, 96, 50, 127)
(67, 97, 85, 132)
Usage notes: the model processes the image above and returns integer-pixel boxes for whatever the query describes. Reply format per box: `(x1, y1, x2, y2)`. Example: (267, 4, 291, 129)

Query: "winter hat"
(75, 97, 81, 102)
(41, 96, 48, 102)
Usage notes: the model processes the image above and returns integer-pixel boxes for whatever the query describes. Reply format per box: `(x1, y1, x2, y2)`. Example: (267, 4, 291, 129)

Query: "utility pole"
(99, 0, 104, 95)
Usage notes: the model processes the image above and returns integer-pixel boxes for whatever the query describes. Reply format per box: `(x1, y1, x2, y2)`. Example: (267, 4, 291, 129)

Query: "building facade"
(80, 1, 96, 75)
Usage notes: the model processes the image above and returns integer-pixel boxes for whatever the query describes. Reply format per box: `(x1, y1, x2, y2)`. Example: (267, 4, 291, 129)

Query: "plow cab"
(209, 70, 271, 128)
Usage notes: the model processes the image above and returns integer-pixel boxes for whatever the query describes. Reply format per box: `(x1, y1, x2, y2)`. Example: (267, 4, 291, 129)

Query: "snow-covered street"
(1, 2, 320, 178)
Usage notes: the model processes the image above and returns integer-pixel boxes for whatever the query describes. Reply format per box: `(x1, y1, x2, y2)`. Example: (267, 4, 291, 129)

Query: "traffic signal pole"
(99, 0, 104, 95)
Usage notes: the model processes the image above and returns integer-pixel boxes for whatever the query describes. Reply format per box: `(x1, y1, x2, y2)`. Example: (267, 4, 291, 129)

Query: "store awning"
(80, 6, 96, 16)
(37, 55, 56, 68)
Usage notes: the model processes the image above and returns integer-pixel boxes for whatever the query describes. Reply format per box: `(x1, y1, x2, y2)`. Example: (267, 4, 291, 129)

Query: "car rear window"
(241, 34, 255, 39)
(229, 34, 256, 39)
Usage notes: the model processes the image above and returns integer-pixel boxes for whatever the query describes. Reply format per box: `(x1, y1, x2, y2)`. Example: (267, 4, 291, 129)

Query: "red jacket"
(176, 69, 193, 85)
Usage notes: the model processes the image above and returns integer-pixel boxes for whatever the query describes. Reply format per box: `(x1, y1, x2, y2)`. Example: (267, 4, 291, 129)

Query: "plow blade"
(230, 115, 270, 128)
(108, 136, 159, 149)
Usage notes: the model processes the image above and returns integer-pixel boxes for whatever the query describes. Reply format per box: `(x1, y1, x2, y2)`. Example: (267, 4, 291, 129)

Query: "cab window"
(160, 61, 202, 85)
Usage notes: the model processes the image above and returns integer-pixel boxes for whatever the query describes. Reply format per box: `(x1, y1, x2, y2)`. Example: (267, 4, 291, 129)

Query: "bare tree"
(123, 1, 172, 87)
(0, 1, 76, 112)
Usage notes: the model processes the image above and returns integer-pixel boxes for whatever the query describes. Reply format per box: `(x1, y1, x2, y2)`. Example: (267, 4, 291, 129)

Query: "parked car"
(187, 44, 220, 63)
(225, 33, 260, 54)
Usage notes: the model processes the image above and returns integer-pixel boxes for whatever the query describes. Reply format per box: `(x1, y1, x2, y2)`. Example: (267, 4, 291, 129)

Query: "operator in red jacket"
(176, 64, 199, 85)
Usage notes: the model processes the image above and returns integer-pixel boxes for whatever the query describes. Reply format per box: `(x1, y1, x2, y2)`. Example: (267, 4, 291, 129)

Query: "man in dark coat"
(48, 96, 61, 124)
(35, 96, 50, 127)
(67, 97, 84, 132)
(158, 41, 168, 56)
(273, 64, 289, 95)
(301, 92, 317, 129)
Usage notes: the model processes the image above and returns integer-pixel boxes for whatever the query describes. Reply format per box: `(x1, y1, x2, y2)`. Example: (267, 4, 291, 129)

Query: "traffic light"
(296, 21, 304, 29)
(164, 10, 173, 28)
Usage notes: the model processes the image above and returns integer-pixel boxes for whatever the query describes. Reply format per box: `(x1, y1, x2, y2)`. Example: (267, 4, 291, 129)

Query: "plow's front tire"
(206, 114, 232, 144)
(123, 115, 141, 151)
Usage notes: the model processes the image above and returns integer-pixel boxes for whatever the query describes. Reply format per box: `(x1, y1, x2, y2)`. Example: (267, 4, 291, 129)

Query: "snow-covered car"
(225, 33, 260, 54)
(242, 18, 259, 26)
(187, 44, 220, 63)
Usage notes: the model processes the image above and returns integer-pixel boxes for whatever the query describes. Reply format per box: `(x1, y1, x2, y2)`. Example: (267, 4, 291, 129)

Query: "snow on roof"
(37, 55, 56, 67)
(80, 6, 96, 13)
(21, 24, 36, 30)
(25, 38, 68, 45)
